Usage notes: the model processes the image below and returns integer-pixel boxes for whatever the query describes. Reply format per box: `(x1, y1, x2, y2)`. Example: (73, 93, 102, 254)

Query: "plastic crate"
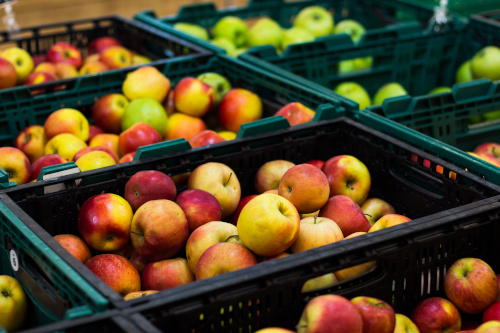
(0, 53, 357, 187)
(134, 0, 463, 56)
(1, 116, 500, 328)
(404, 0, 500, 16)
(0, 199, 108, 330)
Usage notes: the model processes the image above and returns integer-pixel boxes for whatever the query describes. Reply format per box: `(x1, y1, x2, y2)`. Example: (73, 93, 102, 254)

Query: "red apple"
(290, 216, 343, 253)
(77, 193, 133, 252)
(91, 93, 129, 134)
(30, 154, 67, 181)
(46, 42, 82, 68)
(229, 194, 258, 225)
(174, 189, 222, 233)
(118, 122, 162, 156)
(85, 254, 141, 296)
(87, 125, 105, 143)
(368, 214, 412, 233)
(119, 151, 136, 163)
(474, 143, 500, 166)
(24, 71, 56, 86)
(306, 159, 325, 169)
(165, 113, 207, 141)
(483, 301, 500, 323)
(218, 88, 263, 133)
(0, 57, 18, 89)
(53, 234, 92, 264)
(297, 294, 363, 333)
(0, 147, 31, 185)
(444, 257, 499, 314)
(15, 124, 47, 163)
(174, 77, 215, 118)
(254, 159, 295, 194)
(322, 155, 371, 205)
(319, 195, 370, 237)
(274, 102, 315, 126)
(130, 199, 189, 262)
(351, 296, 396, 333)
(141, 257, 195, 291)
(88, 36, 122, 55)
(129, 250, 149, 274)
(73, 146, 119, 163)
(188, 129, 226, 148)
(411, 297, 461, 333)
(124, 170, 177, 212)
(99, 46, 132, 69)
(475, 321, 500, 332)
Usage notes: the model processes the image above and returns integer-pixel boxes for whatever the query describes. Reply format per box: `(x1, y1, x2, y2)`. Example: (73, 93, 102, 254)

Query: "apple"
(87, 125, 105, 143)
(0, 57, 18, 89)
(0, 147, 31, 185)
(15, 124, 47, 163)
(130, 199, 189, 262)
(428, 86, 452, 94)
(187, 162, 241, 219)
(197, 72, 232, 105)
(185, 221, 238, 275)
(89, 133, 120, 157)
(301, 273, 338, 292)
(373, 82, 408, 106)
(247, 17, 284, 49)
(196, 242, 257, 280)
(334, 82, 371, 110)
(88, 36, 122, 55)
(360, 198, 396, 226)
(123, 290, 157, 301)
(99, 45, 132, 69)
(91, 93, 129, 134)
(278, 163, 330, 214)
(0, 275, 28, 332)
(444, 257, 498, 314)
(218, 88, 263, 133)
(410, 297, 461, 333)
(369, 214, 412, 233)
(44, 133, 88, 161)
(121, 98, 168, 138)
(2, 47, 35, 83)
(281, 27, 315, 51)
(351, 296, 396, 333)
(175, 189, 222, 233)
(306, 160, 325, 169)
(471, 46, 500, 81)
(334, 232, 376, 282)
(46, 42, 82, 68)
(483, 301, 500, 323)
(129, 250, 149, 274)
(456, 60, 474, 83)
(210, 37, 237, 55)
(24, 71, 56, 90)
(54, 62, 78, 79)
(293, 6, 334, 38)
(274, 102, 315, 126)
(333, 19, 365, 43)
(30, 154, 66, 181)
(78, 193, 133, 252)
(237, 193, 300, 257)
(85, 254, 141, 296)
(475, 321, 500, 332)
(394, 313, 420, 333)
(119, 151, 136, 163)
(254, 329, 295, 333)
(290, 216, 343, 253)
(53, 234, 92, 264)
(172, 22, 209, 41)
(297, 294, 363, 333)
(174, 77, 215, 118)
(188, 129, 227, 148)
(321, 155, 371, 205)
(229, 194, 258, 225)
(164, 112, 207, 142)
(131, 54, 151, 65)
(141, 257, 195, 291)
(338, 56, 373, 74)
(78, 60, 108, 75)
(33, 61, 57, 77)
(75, 150, 116, 172)
(124, 170, 177, 212)
(254, 159, 295, 194)
(122, 65, 170, 103)
(474, 143, 500, 165)
(118, 122, 162, 156)
(73, 146, 119, 163)
(44, 108, 89, 141)
(213, 16, 248, 48)
(319, 195, 371, 237)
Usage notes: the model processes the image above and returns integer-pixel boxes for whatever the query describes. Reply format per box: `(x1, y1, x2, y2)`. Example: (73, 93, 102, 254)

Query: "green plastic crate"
(0, 53, 357, 188)
(404, 0, 500, 16)
(0, 199, 108, 331)
(134, 0, 462, 56)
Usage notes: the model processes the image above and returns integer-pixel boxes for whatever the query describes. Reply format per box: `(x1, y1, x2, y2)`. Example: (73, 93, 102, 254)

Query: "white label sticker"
(10, 249, 19, 272)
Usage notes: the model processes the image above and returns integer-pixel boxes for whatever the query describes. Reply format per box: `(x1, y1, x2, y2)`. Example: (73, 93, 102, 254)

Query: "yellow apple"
(44, 133, 88, 161)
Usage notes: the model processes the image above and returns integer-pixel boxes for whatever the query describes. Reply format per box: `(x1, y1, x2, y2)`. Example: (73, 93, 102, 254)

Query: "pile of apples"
(255, 257, 500, 333)
(173, 5, 368, 62)
(0, 36, 151, 91)
(53, 152, 412, 301)
(0, 64, 318, 186)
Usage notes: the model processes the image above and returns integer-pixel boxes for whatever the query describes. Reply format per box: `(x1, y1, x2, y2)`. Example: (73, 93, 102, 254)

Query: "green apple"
(293, 6, 334, 37)
(230, 47, 248, 57)
(428, 86, 451, 94)
(247, 17, 284, 50)
(468, 115, 484, 125)
(121, 98, 168, 137)
(173, 22, 209, 41)
(197, 72, 232, 105)
(333, 19, 365, 43)
(455, 60, 474, 83)
(373, 82, 408, 105)
(281, 27, 315, 51)
(210, 37, 237, 55)
(470, 46, 500, 81)
(212, 16, 248, 48)
(334, 82, 371, 110)
(338, 56, 373, 74)
(483, 110, 500, 122)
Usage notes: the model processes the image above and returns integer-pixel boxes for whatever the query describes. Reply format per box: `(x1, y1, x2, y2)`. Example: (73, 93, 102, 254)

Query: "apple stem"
(313, 215, 318, 224)
(130, 230, 144, 236)
(224, 173, 233, 187)
(364, 213, 372, 217)
(225, 235, 241, 243)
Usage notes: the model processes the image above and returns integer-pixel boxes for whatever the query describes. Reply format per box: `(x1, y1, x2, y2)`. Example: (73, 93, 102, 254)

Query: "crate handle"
(0, 168, 17, 189)
(37, 162, 81, 182)
(376, 95, 413, 117)
(134, 138, 192, 160)
(452, 79, 495, 104)
(237, 116, 290, 138)
(314, 104, 345, 121)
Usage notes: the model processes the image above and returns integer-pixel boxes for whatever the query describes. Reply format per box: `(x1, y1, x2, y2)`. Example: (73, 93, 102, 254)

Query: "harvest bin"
(0, 53, 357, 188)
(1, 115, 500, 330)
